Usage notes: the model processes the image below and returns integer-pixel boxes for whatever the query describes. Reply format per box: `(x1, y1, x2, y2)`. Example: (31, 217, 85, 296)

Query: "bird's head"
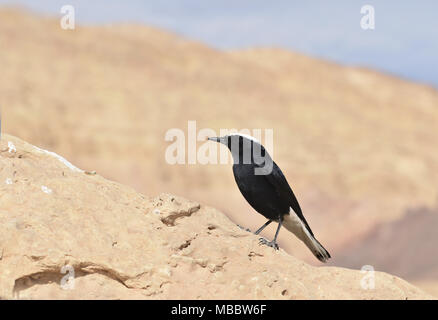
(207, 133, 260, 155)
(208, 133, 272, 172)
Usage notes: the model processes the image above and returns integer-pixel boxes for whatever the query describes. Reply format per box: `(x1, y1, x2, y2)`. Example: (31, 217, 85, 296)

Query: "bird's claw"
(237, 224, 251, 233)
(259, 237, 279, 250)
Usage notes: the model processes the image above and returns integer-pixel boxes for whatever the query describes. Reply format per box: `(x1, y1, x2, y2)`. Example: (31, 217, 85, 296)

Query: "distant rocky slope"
(330, 206, 438, 281)
(0, 135, 432, 299)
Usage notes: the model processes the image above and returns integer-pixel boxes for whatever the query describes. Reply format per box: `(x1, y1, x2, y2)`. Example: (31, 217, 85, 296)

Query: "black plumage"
(208, 134, 330, 262)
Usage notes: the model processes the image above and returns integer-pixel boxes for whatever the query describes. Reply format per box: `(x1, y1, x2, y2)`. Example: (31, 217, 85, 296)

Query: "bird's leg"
(259, 217, 283, 250)
(254, 220, 272, 235)
(272, 217, 283, 244)
(237, 219, 273, 234)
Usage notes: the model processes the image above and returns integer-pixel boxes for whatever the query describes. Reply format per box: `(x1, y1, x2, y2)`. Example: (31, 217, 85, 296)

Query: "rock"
(0, 134, 432, 299)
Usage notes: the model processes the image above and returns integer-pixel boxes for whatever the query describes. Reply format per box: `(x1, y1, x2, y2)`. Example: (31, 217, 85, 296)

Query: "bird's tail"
(283, 214, 331, 263)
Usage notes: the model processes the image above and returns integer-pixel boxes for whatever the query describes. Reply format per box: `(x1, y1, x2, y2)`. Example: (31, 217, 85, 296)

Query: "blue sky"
(1, 0, 437, 87)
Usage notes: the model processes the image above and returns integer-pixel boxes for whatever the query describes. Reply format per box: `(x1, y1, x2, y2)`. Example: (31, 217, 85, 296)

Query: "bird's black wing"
(261, 161, 314, 236)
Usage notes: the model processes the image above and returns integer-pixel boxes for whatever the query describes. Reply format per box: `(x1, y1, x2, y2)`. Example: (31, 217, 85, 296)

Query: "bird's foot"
(259, 238, 279, 250)
(236, 224, 251, 233)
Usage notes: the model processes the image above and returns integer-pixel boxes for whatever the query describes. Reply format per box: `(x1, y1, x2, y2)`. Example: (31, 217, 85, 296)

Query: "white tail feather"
(283, 212, 331, 263)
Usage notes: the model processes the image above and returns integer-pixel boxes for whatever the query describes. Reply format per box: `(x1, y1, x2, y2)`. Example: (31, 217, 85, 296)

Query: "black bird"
(208, 133, 331, 262)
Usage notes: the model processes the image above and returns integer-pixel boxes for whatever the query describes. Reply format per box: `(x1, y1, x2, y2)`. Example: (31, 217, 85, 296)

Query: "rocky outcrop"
(0, 135, 432, 299)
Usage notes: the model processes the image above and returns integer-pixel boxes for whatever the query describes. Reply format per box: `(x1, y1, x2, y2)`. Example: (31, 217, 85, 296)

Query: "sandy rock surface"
(0, 134, 432, 299)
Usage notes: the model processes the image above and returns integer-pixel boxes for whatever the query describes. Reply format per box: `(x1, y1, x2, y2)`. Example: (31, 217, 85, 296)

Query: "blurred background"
(1, 1, 437, 296)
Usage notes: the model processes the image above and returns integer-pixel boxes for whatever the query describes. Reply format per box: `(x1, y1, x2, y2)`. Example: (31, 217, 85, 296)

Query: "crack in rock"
(160, 205, 200, 226)
(175, 233, 199, 252)
(177, 239, 192, 251)
(11, 260, 162, 297)
(151, 194, 201, 227)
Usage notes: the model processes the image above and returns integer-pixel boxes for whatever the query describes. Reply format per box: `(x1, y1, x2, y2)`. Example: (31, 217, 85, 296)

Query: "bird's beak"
(207, 137, 222, 143)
